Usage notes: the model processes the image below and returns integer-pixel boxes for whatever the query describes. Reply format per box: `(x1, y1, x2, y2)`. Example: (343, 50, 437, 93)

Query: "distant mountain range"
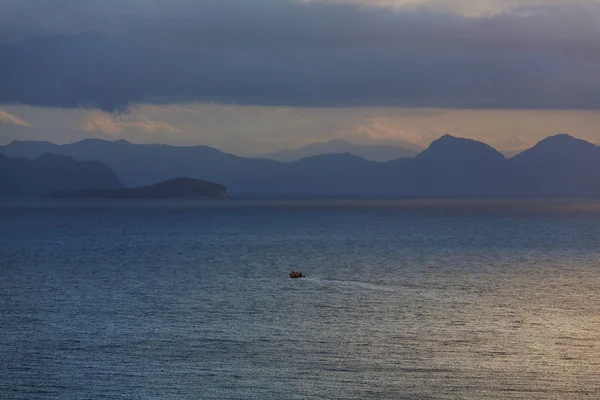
(0, 139, 278, 194)
(2, 134, 600, 198)
(0, 153, 122, 196)
(259, 139, 419, 162)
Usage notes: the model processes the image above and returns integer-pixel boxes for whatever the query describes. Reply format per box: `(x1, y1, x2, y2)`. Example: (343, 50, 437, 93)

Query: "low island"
(46, 177, 228, 200)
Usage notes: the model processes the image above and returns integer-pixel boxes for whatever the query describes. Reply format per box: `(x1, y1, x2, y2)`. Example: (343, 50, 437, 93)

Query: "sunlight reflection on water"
(2, 199, 600, 398)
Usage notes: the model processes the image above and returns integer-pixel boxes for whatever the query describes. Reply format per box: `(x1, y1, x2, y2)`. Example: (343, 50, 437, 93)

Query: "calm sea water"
(2, 199, 600, 399)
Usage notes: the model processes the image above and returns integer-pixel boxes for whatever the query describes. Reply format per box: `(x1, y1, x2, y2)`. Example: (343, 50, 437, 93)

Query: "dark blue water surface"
(2, 199, 600, 399)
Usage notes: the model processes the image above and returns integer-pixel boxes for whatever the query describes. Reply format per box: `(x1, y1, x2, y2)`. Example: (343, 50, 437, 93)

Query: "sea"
(2, 199, 600, 399)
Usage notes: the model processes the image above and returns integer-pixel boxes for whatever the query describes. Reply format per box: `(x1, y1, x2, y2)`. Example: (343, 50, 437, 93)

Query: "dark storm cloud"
(0, 1, 599, 111)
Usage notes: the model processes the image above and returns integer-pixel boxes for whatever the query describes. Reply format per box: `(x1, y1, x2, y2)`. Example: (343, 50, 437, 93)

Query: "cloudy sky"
(1, 0, 599, 155)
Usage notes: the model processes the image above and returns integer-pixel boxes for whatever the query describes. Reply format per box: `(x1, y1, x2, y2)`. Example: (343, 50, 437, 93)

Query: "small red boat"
(289, 270, 305, 278)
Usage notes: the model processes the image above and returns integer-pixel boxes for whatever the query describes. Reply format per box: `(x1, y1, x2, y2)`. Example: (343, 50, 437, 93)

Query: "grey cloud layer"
(1, 0, 599, 111)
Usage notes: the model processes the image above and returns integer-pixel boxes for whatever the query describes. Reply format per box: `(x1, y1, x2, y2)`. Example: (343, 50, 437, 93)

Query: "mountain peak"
(430, 134, 479, 146)
(548, 133, 576, 140)
(535, 133, 595, 148)
(510, 133, 599, 163)
(261, 139, 418, 162)
(418, 134, 505, 162)
(437, 133, 458, 141)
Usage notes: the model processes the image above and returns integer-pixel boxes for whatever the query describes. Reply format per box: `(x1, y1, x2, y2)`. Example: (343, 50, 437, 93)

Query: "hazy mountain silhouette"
(3, 134, 600, 198)
(260, 139, 419, 162)
(0, 153, 123, 196)
(507, 134, 600, 196)
(404, 135, 507, 197)
(0, 139, 279, 191)
(270, 153, 388, 197)
(47, 177, 227, 200)
(2, 140, 60, 159)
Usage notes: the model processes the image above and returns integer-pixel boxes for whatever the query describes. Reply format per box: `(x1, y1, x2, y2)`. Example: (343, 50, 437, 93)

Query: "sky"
(1, 0, 600, 155)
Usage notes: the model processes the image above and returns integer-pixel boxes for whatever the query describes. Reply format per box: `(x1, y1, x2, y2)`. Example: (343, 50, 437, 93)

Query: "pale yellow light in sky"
(2, 104, 600, 157)
(0, 109, 32, 127)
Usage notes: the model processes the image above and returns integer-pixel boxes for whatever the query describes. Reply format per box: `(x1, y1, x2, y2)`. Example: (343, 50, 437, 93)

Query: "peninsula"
(46, 177, 228, 200)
